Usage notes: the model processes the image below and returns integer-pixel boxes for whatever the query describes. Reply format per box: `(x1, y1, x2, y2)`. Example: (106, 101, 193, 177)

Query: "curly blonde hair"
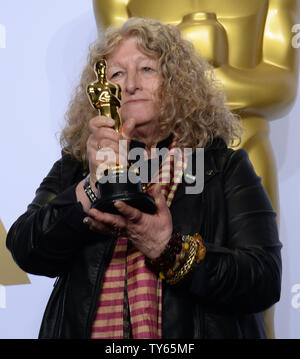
(60, 17, 241, 166)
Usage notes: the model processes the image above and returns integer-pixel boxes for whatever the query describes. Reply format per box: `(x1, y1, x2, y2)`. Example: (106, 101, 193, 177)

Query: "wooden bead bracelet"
(146, 231, 206, 285)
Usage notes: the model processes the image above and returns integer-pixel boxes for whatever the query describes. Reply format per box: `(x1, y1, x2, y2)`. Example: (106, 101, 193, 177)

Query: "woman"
(6, 17, 281, 339)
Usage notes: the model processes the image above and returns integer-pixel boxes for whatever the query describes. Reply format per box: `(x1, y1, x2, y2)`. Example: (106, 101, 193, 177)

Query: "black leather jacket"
(6, 139, 282, 339)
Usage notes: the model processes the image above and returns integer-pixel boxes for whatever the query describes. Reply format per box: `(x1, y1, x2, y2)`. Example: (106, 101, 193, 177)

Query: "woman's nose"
(125, 72, 141, 94)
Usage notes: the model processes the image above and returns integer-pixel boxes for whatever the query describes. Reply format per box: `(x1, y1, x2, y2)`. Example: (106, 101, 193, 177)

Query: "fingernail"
(114, 201, 122, 208)
(83, 218, 91, 225)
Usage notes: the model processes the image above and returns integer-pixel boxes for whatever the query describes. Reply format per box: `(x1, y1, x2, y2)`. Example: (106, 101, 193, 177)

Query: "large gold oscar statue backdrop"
(0, 219, 30, 285)
(92, 0, 299, 338)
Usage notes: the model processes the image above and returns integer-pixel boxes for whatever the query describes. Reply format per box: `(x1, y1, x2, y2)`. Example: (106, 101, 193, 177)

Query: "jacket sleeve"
(6, 156, 91, 278)
(187, 149, 282, 314)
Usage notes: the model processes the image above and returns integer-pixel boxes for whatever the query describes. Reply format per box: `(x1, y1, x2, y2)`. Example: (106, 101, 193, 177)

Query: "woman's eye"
(111, 71, 122, 78)
(143, 67, 153, 72)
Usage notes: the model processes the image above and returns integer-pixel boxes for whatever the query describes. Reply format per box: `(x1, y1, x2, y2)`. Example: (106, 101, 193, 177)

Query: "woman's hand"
(86, 115, 135, 192)
(76, 115, 135, 216)
(84, 184, 173, 259)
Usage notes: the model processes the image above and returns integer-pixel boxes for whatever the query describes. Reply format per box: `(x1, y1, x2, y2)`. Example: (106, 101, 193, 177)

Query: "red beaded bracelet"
(145, 230, 182, 274)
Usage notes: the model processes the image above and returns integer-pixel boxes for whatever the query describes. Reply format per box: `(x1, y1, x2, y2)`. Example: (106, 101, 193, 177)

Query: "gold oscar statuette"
(87, 59, 122, 132)
(86, 59, 156, 215)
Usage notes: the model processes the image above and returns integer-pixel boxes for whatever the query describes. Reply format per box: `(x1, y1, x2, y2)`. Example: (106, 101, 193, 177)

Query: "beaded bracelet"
(145, 231, 206, 286)
(145, 230, 182, 273)
(160, 233, 206, 286)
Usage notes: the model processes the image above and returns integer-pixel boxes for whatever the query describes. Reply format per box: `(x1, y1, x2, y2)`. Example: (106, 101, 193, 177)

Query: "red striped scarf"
(90, 137, 184, 339)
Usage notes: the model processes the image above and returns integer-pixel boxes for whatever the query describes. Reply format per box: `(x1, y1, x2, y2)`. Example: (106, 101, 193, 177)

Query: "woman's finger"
(88, 208, 127, 229)
(89, 115, 115, 131)
(152, 184, 168, 213)
(83, 216, 115, 235)
(114, 201, 143, 224)
(94, 127, 121, 144)
(122, 118, 136, 140)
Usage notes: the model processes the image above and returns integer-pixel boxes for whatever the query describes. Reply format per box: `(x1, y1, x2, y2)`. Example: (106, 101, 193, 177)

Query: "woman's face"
(106, 37, 161, 140)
